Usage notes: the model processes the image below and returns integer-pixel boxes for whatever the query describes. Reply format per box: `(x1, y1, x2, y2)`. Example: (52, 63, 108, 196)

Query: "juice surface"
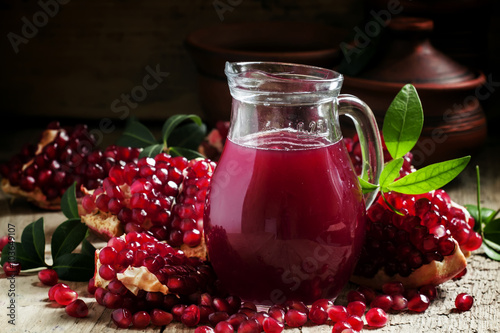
(204, 130, 366, 304)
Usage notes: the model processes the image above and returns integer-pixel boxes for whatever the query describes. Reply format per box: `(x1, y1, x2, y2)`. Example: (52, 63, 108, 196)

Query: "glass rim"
(224, 61, 344, 83)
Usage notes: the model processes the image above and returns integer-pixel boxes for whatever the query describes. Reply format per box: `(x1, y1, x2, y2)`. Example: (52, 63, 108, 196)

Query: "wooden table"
(1, 137, 499, 333)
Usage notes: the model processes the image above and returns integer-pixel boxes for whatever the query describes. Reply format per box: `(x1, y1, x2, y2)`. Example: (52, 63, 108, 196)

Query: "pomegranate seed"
(370, 295, 393, 312)
(95, 287, 107, 306)
(347, 301, 366, 317)
(327, 305, 348, 323)
(196, 326, 215, 333)
(103, 291, 124, 309)
(309, 305, 328, 324)
(87, 277, 97, 295)
(181, 304, 201, 327)
(54, 287, 78, 306)
(99, 264, 116, 280)
(238, 318, 261, 333)
(453, 267, 467, 280)
(112, 308, 133, 328)
(227, 313, 247, 329)
(347, 290, 366, 303)
(150, 308, 173, 326)
(263, 316, 284, 333)
(208, 311, 230, 326)
(284, 309, 307, 328)
(408, 294, 430, 312)
(38, 268, 58, 286)
(268, 306, 285, 323)
(132, 311, 151, 329)
(365, 308, 388, 327)
(311, 298, 333, 310)
(346, 315, 363, 331)
(3, 262, 21, 276)
(357, 286, 376, 303)
(462, 231, 482, 251)
(48, 283, 69, 301)
(332, 321, 352, 333)
(391, 294, 408, 311)
(382, 281, 404, 295)
(214, 321, 234, 333)
(455, 293, 474, 311)
(65, 299, 88, 318)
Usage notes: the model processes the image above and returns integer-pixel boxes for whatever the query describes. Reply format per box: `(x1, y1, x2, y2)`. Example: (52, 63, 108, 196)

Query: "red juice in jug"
(204, 129, 366, 304)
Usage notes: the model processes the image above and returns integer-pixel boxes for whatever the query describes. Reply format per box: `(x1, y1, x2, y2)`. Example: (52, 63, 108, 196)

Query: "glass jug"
(204, 62, 383, 305)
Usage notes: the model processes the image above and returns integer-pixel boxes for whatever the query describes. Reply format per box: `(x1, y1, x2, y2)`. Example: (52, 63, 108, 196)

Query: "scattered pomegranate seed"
(327, 305, 348, 323)
(195, 326, 215, 333)
(365, 307, 389, 327)
(370, 295, 393, 312)
(284, 309, 307, 328)
(214, 321, 234, 333)
(346, 315, 364, 331)
(391, 294, 409, 311)
(419, 284, 438, 301)
(48, 283, 69, 301)
(38, 269, 58, 286)
(3, 262, 21, 276)
(408, 294, 430, 313)
(87, 277, 97, 295)
(0, 235, 9, 252)
(54, 287, 78, 306)
(347, 301, 366, 317)
(332, 320, 352, 333)
(65, 299, 88, 318)
(455, 293, 474, 311)
(263, 316, 284, 333)
(308, 305, 328, 324)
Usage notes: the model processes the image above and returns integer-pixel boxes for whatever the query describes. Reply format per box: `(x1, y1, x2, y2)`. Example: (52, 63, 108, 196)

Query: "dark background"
(1, 0, 499, 159)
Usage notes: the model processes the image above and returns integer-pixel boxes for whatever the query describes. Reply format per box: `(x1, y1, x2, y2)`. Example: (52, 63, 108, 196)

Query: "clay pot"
(341, 17, 487, 166)
(185, 21, 348, 125)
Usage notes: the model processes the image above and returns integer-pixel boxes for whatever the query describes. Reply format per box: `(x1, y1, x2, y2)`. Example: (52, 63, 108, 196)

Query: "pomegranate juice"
(204, 130, 366, 304)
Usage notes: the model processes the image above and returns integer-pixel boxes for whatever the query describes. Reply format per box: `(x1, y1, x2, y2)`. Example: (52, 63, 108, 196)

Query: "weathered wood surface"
(0, 138, 499, 333)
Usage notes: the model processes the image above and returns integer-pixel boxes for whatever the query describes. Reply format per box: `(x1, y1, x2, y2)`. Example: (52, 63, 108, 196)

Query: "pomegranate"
(345, 135, 481, 290)
(79, 153, 215, 256)
(65, 299, 89, 318)
(0, 121, 140, 209)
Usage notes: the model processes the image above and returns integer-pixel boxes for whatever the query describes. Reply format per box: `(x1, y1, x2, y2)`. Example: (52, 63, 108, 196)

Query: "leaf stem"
(380, 191, 404, 216)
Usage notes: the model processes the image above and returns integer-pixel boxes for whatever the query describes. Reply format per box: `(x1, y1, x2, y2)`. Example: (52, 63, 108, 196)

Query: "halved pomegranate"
(93, 232, 217, 312)
(79, 154, 215, 257)
(345, 135, 481, 290)
(0, 121, 140, 209)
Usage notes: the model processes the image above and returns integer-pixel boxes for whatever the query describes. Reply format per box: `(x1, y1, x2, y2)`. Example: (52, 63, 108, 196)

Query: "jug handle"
(338, 94, 384, 209)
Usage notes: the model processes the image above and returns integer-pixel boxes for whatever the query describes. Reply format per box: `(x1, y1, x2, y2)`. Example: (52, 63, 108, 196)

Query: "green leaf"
(169, 146, 205, 160)
(382, 84, 423, 159)
(116, 119, 157, 148)
(52, 253, 95, 281)
(483, 243, 500, 261)
(484, 238, 500, 252)
(379, 158, 404, 190)
(139, 143, 165, 159)
(61, 182, 79, 219)
(465, 205, 497, 231)
(81, 239, 96, 257)
(21, 218, 46, 266)
(1, 242, 45, 269)
(168, 123, 207, 151)
(484, 219, 500, 245)
(162, 114, 202, 146)
(51, 219, 88, 260)
(386, 156, 471, 194)
(358, 177, 379, 194)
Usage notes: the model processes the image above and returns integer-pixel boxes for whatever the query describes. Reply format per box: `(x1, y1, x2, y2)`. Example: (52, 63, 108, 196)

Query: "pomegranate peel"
(351, 239, 467, 290)
(81, 211, 124, 241)
(1, 178, 61, 210)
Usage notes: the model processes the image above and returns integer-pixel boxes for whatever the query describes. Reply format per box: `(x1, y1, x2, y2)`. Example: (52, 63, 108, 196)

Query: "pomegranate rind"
(351, 239, 468, 290)
(81, 211, 124, 241)
(1, 178, 61, 210)
(180, 237, 207, 261)
(116, 266, 169, 295)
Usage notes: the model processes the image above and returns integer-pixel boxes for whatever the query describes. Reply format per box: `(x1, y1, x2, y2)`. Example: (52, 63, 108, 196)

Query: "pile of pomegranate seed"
(0, 121, 140, 208)
(81, 154, 215, 248)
